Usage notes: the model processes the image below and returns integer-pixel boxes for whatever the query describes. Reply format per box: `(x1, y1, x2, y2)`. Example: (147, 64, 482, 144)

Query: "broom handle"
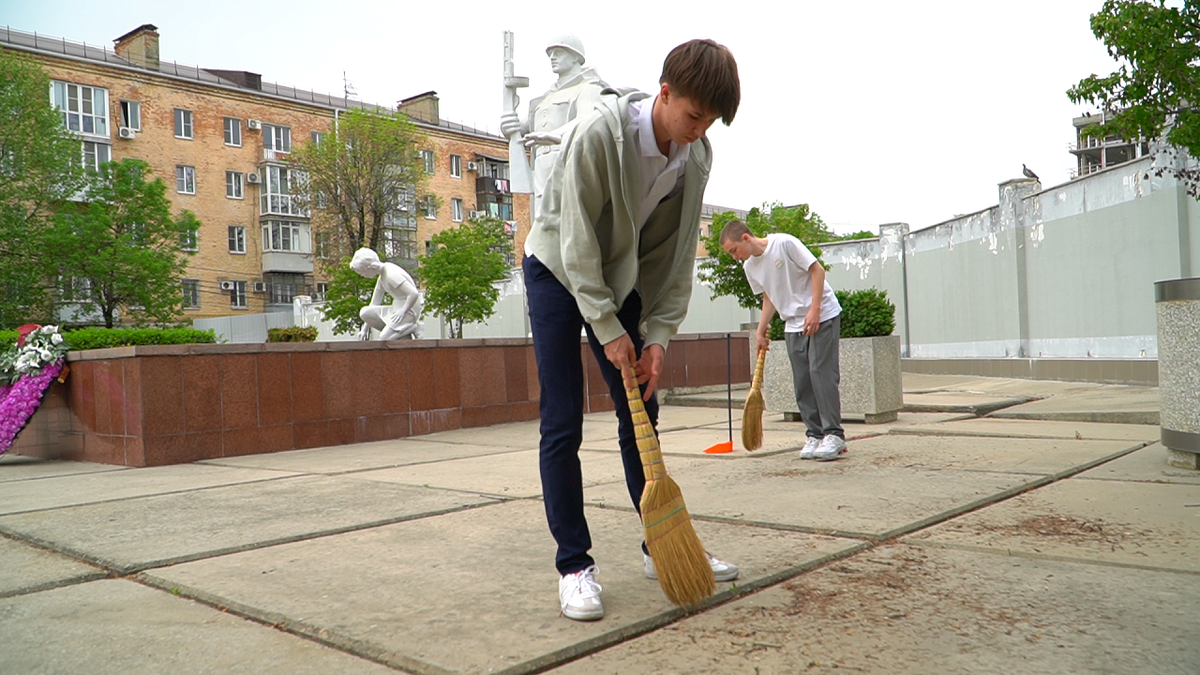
(752, 348, 766, 391)
(622, 366, 666, 482)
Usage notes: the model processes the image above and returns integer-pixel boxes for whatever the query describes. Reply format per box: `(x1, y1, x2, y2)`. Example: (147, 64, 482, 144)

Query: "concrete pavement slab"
(1076, 444, 1200, 485)
(0, 475, 495, 574)
(201, 438, 526, 474)
(414, 419, 543, 449)
(890, 417, 1162, 442)
(0, 455, 126, 483)
(989, 387, 1160, 425)
(139, 500, 863, 675)
(0, 463, 299, 516)
(905, 477, 1200, 574)
(0, 579, 396, 675)
(902, 391, 1031, 415)
(549, 543, 1200, 675)
(586, 435, 1139, 538)
(902, 373, 1119, 397)
(0, 536, 104, 598)
(350, 448, 713, 499)
(703, 412, 976, 444)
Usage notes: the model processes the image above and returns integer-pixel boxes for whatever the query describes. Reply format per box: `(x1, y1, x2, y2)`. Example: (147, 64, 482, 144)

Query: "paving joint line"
(906, 539, 1200, 577)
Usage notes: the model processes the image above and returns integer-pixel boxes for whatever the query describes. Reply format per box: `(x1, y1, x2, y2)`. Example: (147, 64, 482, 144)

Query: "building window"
(423, 195, 437, 219)
(59, 276, 92, 302)
(310, 130, 325, 146)
(180, 228, 198, 251)
(81, 141, 111, 172)
(226, 171, 244, 199)
(51, 81, 108, 136)
(228, 225, 246, 254)
(264, 272, 307, 305)
(314, 231, 331, 260)
(182, 279, 200, 309)
(224, 117, 241, 146)
(120, 100, 141, 131)
(382, 226, 418, 263)
(261, 165, 307, 216)
(451, 198, 463, 222)
(264, 124, 291, 153)
(450, 154, 462, 178)
(315, 282, 329, 301)
(230, 280, 248, 309)
(176, 165, 195, 194)
(174, 108, 193, 139)
(262, 220, 308, 253)
(421, 149, 434, 174)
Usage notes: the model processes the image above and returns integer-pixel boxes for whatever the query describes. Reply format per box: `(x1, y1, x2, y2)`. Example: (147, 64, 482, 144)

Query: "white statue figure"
(349, 248, 423, 340)
(501, 34, 608, 215)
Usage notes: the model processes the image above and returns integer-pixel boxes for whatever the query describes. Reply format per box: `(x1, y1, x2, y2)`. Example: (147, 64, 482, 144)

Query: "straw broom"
(741, 348, 767, 450)
(623, 366, 716, 607)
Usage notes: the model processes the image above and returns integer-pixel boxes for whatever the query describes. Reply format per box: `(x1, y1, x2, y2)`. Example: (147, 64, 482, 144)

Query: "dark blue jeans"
(523, 255, 658, 575)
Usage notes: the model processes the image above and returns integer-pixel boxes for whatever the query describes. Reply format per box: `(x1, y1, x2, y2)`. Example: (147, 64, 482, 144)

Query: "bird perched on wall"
(1022, 164, 1040, 180)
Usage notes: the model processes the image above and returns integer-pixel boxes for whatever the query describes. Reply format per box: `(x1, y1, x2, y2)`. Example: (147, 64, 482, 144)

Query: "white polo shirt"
(629, 97, 689, 229)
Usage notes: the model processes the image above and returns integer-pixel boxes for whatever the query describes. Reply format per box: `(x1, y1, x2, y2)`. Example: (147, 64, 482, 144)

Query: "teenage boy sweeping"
(720, 219, 846, 462)
(523, 39, 741, 621)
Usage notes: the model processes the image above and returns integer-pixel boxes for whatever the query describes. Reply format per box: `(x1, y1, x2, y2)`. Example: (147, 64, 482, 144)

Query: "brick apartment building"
(1, 24, 528, 321)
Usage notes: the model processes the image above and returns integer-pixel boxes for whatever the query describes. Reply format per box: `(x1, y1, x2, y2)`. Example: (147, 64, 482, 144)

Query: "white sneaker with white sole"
(559, 565, 603, 621)
(814, 434, 847, 461)
(799, 436, 821, 459)
(645, 552, 740, 582)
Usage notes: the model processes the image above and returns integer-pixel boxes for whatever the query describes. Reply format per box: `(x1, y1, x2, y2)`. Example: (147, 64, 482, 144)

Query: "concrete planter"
(761, 334, 903, 424)
(1155, 277, 1200, 470)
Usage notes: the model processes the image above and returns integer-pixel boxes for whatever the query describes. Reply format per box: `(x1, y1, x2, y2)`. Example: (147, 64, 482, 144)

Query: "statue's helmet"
(546, 35, 585, 64)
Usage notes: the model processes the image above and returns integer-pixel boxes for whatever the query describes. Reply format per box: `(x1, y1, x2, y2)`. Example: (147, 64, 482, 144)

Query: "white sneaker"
(645, 552, 740, 582)
(559, 565, 603, 621)
(814, 434, 847, 461)
(799, 436, 822, 459)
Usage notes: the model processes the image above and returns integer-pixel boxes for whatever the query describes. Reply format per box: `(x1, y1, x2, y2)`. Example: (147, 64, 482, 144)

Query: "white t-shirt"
(742, 233, 841, 332)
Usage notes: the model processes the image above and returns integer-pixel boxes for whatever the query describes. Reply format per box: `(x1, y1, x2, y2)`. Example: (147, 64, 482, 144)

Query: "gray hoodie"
(526, 90, 712, 350)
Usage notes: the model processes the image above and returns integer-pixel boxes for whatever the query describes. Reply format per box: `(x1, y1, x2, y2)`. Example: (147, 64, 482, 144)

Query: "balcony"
(476, 176, 511, 195)
(260, 193, 310, 218)
(262, 251, 313, 274)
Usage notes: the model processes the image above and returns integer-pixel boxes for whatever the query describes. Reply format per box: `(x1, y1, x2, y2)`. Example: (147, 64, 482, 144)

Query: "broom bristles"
(741, 348, 767, 451)
(624, 365, 715, 607)
(741, 388, 764, 450)
(641, 477, 716, 606)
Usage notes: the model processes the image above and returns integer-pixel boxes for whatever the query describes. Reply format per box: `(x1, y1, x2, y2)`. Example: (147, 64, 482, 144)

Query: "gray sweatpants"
(784, 315, 843, 440)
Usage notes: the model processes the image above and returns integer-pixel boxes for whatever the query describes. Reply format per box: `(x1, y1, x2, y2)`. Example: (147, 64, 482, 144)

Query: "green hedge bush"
(835, 288, 896, 338)
(267, 326, 318, 342)
(764, 288, 896, 340)
(1, 327, 217, 351)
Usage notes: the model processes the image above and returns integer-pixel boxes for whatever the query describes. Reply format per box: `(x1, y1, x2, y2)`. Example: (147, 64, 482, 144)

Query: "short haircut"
(719, 219, 752, 243)
(660, 39, 740, 125)
(350, 247, 380, 269)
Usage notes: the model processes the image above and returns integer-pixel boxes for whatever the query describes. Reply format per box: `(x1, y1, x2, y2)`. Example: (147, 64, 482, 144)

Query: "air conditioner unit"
(219, 280, 236, 291)
(466, 161, 479, 172)
(117, 127, 136, 140)
(252, 281, 267, 293)
(246, 172, 261, 184)
(469, 210, 486, 219)
(247, 119, 262, 130)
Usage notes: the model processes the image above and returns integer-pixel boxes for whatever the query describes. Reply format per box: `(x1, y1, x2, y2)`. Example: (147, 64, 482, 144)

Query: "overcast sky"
(8, 0, 1122, 234)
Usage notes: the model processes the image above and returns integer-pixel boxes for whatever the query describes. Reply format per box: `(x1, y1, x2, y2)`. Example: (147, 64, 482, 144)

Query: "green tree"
(697, 202, 836, 311)
(419, 218, 509, 339)
(1067, 0, 1200, 194)
(0, 49, 86, 328)
(289, 108, 430, 265)
(319, 260, 379, 336)
(45, 159, 199, 328)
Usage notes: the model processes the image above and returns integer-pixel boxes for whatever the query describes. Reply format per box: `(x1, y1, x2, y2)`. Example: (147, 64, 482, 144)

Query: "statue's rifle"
(503, 31, 533, 194)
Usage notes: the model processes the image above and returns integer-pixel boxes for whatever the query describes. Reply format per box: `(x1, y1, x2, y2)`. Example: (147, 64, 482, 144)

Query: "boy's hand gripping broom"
(623, 366, 716, 607)
(741, 347, 766, 450)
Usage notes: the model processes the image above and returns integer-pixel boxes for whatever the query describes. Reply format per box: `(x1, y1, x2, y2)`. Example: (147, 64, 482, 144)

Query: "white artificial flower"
(51, 333, 64, 345)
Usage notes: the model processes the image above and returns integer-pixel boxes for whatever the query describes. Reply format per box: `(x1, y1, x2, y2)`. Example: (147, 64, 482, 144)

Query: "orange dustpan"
(704, 333, 734, 454)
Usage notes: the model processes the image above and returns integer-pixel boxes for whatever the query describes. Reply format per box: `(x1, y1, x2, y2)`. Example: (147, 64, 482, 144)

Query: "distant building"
(1070, 110, 1150, 178)
(1, 24, 527, 320)
(696, 203, 750, 257)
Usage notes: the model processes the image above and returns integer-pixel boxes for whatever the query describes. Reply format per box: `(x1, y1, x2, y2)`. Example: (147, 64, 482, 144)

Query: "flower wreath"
(0, 325, 70, 455)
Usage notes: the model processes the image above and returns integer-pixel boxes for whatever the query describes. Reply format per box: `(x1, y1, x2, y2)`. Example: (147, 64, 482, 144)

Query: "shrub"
(835, 288, 896, 338)
(267, 327, 318, 342)
(63, 327, 218, 350)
